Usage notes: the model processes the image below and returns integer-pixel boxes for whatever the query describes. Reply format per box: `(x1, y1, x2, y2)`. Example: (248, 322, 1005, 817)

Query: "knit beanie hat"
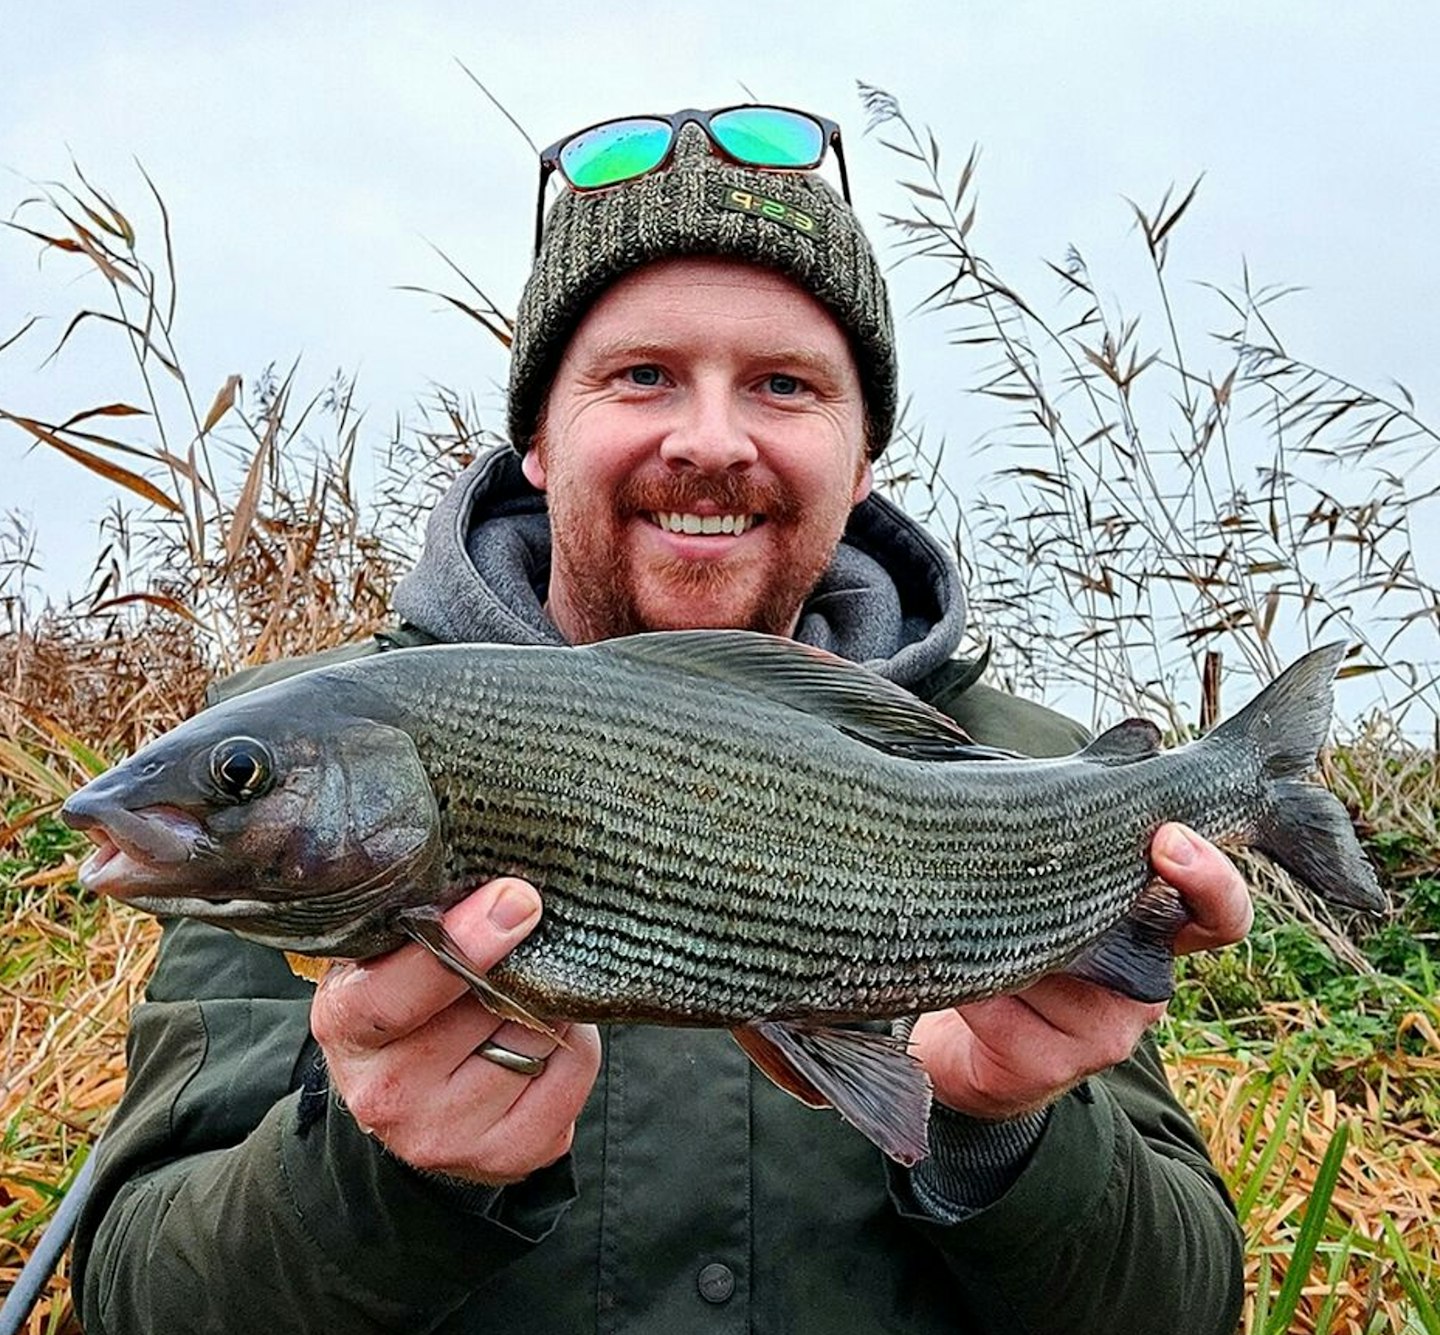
(507, 122, 897, 458)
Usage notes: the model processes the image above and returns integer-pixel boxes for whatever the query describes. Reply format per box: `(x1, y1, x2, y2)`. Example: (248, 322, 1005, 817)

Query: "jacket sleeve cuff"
(907, 1102, 1051, 1220)
(275, 1084, 579, 1299)
(890, 1080, 1115, 1256)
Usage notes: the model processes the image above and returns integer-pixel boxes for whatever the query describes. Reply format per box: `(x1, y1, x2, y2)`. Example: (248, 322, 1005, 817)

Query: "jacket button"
(697, 1262, 735, 1304)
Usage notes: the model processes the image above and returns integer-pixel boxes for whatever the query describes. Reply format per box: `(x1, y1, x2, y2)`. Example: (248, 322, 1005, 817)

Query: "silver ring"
(475, 1040, 547, 1077)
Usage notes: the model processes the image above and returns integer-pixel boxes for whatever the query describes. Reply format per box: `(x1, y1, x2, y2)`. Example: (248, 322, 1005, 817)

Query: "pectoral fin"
(283, 951, 333, 984)
(732, 1025, 830, 1108)
(398, 906, 568, 1048)
(733, 1021, 932, 1166)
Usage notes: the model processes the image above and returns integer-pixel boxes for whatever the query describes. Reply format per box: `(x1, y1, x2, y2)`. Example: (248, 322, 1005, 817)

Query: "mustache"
(615, 471, 799, 520)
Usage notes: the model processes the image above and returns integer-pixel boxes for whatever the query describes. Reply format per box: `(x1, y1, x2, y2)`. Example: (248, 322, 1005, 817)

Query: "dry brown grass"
(1174, 1037, 1440, 1333)
(0, 877, 157, 1335)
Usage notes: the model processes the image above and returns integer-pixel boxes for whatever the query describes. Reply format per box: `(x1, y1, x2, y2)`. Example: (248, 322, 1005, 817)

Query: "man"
(73, 109, 1248, 1332)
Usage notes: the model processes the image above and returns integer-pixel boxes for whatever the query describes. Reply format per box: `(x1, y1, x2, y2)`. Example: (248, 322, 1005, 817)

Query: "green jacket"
(73, 634, 1244, 1334)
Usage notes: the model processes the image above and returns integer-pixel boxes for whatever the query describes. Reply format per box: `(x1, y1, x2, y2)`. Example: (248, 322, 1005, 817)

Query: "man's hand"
(310, 878, 602, 1185)
(913, 822, 1252, 1121)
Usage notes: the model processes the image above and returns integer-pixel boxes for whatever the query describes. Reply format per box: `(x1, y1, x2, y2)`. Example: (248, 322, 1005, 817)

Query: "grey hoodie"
(393, 447, 968, 686)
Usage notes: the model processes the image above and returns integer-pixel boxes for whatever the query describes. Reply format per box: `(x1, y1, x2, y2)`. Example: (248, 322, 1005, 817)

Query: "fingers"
(461, 1018, 562, 1079)
(917, 976, 1161, 1119)
(917, 827, 1255, 1119)
(360, 988, 557, 1083)
(1151, 823, 1254, 955)
(312, 878, 541, 1057)
(984, 975, 1164, 1051)
(439, 1024, 603, 1182)
(343, 1012, 602, 1184)
(309, 877, 604, 1184)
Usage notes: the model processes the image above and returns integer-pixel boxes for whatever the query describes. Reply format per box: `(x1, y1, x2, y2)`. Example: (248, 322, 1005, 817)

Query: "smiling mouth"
(650, 511, 763, 537)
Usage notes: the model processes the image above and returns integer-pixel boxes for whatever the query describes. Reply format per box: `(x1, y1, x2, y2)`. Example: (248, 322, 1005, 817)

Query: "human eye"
(623, 364, 665, 388)
(764, 372, 804, 397)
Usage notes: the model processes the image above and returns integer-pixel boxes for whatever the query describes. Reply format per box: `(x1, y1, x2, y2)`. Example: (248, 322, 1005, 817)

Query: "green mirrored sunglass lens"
(710, 108, 824, 167)
(560, 119, 672, 189)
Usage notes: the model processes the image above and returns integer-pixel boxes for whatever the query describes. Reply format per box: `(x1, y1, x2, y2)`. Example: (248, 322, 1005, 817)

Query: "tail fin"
(1211, 643, 1385, 914)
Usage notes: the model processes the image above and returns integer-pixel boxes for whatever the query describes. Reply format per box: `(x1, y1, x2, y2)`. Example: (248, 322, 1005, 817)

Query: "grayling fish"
(61, 632, 1383, 1164)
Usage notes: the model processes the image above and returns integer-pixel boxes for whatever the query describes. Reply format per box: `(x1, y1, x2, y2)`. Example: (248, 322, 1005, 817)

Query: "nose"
(61, 766, 140, 834)
(61, 782, 109, 831)
(658, 381, 758, 472)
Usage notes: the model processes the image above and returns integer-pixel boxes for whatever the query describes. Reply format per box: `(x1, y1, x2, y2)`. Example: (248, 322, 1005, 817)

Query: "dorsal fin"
(1078, 718, 1162, 766)
(589, 630, 1021, 762)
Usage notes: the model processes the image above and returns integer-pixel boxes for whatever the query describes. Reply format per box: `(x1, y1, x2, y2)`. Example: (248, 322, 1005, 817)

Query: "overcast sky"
(2, 2, 1436, 713)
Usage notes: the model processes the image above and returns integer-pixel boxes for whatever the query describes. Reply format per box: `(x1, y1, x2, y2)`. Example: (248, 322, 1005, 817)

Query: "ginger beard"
(536, 429, 867, 642)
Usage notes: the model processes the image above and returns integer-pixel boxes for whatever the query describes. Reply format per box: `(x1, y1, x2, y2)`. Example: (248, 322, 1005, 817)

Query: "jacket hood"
(393, 447, 967, 687)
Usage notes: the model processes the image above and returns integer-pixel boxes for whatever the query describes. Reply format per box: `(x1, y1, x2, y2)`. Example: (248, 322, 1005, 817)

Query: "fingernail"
(488, 881, 537, 932)
(1162, 826, 1196, 867)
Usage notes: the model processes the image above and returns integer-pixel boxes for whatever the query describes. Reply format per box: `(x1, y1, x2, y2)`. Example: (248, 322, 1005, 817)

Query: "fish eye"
(209, 737, 274, 802)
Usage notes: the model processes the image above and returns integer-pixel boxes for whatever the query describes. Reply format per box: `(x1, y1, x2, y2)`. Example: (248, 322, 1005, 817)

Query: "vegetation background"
(2, 72, 1438, 1334)
(6, 5, 1439, 616)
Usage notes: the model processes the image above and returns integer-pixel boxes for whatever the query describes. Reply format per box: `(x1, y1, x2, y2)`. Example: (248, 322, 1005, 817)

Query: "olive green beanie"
(507, 122, 897, 458)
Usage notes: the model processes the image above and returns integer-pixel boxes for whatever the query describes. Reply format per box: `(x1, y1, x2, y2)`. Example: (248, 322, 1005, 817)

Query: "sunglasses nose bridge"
(669, 113, 716, 160)
(670, 109, 712, 134)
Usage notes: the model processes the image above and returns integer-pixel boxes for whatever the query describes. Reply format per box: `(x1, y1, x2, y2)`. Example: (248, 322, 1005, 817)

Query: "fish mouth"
(67, 805, 220, 902)
(76, 824, 270, 920)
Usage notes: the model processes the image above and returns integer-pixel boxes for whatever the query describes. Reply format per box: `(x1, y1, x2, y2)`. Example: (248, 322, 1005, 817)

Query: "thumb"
(447, 877, 543, 950)
(313, 878, 542, 1052)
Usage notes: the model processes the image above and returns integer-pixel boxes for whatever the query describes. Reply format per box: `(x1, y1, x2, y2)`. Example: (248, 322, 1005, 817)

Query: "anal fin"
(398, 906, 568, 1048)
(1061, 882, 1189, 1003)
(734, 1021, 932, 1166)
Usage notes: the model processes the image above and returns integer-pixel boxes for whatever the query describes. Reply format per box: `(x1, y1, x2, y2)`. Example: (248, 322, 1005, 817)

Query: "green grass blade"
(1234, 1054, 1315, 1227)
(1382, 1215, 1440, 1334)
(0, 739, 72, 802)
(1251, 1250, 1272, 1335)
(1311, 1227, 1356, 1335)
(1265, 1119, 1348, 1335)
(1230, 1068, 1275, 1185)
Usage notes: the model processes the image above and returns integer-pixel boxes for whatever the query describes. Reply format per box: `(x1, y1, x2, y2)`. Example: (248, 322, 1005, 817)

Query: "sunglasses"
(534, 104, 851, 252)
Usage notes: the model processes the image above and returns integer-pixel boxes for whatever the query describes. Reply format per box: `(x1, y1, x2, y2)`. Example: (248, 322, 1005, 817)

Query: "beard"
(543, 463, 856, 643)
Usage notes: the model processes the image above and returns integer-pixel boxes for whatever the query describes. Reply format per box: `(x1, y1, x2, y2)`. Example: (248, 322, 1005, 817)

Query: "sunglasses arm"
(533, 160, 555, 255)
(831, 130, 853, 206)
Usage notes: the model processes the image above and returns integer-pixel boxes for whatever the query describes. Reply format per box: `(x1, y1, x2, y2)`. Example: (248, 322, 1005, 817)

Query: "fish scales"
(364, 650, 1231, 1021)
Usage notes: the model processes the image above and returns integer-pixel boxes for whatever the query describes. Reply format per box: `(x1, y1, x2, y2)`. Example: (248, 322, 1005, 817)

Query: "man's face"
(523, 257, 873, 642)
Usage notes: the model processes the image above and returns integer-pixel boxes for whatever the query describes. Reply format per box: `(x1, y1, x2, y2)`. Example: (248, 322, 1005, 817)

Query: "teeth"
(655, 512, 755, 536)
